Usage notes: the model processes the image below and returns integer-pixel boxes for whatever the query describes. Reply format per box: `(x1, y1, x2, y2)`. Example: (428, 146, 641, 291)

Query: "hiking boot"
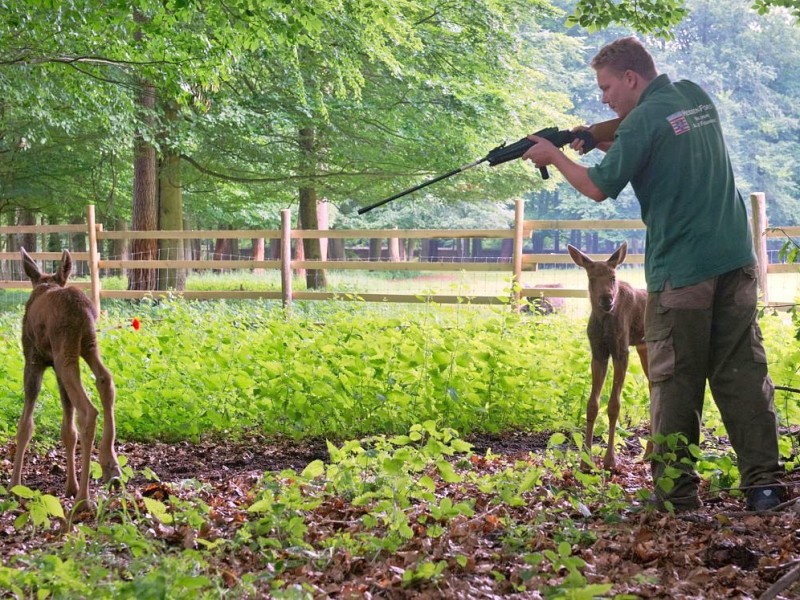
(745, 486, 785, 512)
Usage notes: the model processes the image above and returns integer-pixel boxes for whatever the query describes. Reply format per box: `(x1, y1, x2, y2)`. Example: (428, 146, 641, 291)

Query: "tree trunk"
(328, 238, 345, 260)
(270, 239, 281, 259)
(112, 219, 128, 279)
(70, 216, 87, 276)
(298, 125, 327, 289)
(129, 13, 158, 291)
(406, 239, 416, 261)
(16, 208, 37, 255)
(128, 77, 158, 291)
(369, 238, 383, 261)
(252, 238, 265, 275)
(213, 233, 230, 273)
(500, 238, 513, 261)
(157, 102, 185, 291)
(293, 215, 306, 281)
(389, 236, 400, 262)
(472, 238, 483, 258)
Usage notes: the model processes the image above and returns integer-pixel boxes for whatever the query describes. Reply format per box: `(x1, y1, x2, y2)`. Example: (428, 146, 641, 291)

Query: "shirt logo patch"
(667, 112, 691, 135)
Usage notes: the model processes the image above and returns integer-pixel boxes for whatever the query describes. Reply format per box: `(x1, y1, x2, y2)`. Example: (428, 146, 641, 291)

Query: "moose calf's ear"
(20, 248, 42, 283)
(607, 242, 628, 268)
(57, 250, 73, 286)
(567, 244, 592, 268)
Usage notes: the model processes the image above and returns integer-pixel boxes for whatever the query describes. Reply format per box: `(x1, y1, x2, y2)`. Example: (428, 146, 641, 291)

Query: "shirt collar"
(637, 73, 671, 106)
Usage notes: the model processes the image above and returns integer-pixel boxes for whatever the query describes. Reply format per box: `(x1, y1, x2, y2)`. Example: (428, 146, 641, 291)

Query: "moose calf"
(568, 242, 650, 471)
(12, 248, 120, 506)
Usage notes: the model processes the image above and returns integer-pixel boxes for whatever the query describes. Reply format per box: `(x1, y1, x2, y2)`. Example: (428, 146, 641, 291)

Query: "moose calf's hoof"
(102, 462, 122, 484)
(65, 481, 79, 498)
(105, 476, 122, 491)
(72, 497, 97, 515)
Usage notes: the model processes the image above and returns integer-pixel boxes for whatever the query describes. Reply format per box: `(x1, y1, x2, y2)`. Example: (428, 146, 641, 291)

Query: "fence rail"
(0, 194, 795, 312)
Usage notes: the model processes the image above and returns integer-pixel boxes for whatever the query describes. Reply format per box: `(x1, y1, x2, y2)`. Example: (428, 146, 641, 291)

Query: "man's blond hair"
(591, 37, 658, 80)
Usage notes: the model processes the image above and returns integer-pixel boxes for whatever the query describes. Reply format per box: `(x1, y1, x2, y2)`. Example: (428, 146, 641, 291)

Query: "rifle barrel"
(358, 157, 487, 215)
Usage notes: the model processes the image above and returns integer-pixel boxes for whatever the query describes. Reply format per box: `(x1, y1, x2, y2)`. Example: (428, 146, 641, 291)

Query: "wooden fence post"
(86, 204, 102, 314)
(750, 192, 769, 304)
(512, 198, 524, 312)
(281, 209, 293, 310)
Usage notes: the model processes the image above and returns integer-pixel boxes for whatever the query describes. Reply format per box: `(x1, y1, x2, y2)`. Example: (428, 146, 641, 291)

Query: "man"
(523, 37, 784, 512)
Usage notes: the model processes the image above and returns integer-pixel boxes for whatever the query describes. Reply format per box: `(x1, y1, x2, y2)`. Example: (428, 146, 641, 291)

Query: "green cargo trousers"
(645, 264, 782, 509)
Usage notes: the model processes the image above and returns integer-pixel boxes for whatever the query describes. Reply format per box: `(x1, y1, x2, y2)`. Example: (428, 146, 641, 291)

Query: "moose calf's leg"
(605, 354, 630, 471)
(11, 364, 44, 487)
(56, 360, 98, 503)
(584, 356, 609, 470)
(87, 352, 120, 483)
(56, 378, 80, 497)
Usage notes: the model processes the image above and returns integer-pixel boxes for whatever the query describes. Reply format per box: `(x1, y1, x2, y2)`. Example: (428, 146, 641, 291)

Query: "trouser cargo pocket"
(645, 325, 674, 383)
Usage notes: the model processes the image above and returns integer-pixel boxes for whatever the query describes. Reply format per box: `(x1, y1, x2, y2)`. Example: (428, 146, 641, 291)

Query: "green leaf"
(657, 477, 675, 493)
(143, 497, 174, 524)
(301, 460, 325, 479)
(248, 499, 273, 513)
(382, 458, 406, 475)
(436, 460, 462, 483)
(450, 439, 473, 453)
(41, 495, 64, 519)
(11, 485, 35, 499)
(558, 540, 572, 558)
(418, 475, 436, 491)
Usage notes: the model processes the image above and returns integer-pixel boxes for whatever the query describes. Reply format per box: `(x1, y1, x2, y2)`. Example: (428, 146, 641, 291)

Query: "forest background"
(2, 0, 799, 292)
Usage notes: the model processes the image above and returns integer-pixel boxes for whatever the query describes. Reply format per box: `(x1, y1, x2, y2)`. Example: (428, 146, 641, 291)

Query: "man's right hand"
(571, 125, 612, 154)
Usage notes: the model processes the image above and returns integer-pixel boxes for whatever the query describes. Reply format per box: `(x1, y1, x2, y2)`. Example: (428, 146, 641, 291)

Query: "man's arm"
(523, 135, 607, 202)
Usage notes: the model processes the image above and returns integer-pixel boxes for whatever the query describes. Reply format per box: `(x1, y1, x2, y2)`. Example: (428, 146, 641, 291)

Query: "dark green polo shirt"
(587, 74, 755, 292)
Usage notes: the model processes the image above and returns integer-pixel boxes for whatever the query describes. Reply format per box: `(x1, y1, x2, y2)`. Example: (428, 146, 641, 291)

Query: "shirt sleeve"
(587, 113, 651, 199)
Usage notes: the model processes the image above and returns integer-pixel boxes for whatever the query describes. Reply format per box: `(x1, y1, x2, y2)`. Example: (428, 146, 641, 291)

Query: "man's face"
(595, 66, 637, 118)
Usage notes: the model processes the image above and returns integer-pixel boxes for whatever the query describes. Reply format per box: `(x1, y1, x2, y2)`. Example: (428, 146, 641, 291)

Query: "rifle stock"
(586, 117, 622, 145)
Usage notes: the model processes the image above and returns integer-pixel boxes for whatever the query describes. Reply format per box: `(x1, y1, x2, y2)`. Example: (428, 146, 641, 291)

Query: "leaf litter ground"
(1, 432, 798, 599)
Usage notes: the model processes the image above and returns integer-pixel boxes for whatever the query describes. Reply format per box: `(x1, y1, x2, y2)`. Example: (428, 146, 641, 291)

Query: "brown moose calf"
(11, 248, 120, 506)
(568, 242, 650, 471)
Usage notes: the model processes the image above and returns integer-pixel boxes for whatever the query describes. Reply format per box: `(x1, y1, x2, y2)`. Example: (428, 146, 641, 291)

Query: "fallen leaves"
(0, 432, 797, 599)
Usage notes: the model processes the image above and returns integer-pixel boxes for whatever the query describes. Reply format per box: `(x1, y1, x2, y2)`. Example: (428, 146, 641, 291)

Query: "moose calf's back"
(24, 285, 100, 363)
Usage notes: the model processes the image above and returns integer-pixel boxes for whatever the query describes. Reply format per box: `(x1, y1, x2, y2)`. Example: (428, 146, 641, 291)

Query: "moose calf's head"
(23, 246, 73, 288)
(568, 242, 628, 314)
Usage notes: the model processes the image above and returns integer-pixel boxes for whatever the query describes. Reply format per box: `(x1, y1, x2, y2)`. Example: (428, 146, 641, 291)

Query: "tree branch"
(179, 153, 425, 184)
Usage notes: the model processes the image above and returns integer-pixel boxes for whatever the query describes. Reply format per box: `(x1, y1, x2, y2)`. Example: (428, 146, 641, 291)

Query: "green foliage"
(9, 485, 65, 531)
(0, 299, 795, 449)
(567, 0, 800, 37)
(752, 0, 800, 17)
(568, 0, 689, 37)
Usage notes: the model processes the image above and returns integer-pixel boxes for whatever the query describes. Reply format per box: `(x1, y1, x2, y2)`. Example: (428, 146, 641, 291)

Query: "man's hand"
(569, 125, 591, 154)
(522, 135, 559, 169)
(571, 125, 612, 154)
(522, 132, 608, 202)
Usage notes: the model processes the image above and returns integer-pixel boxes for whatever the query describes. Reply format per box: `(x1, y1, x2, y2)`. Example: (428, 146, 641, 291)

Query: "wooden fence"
(0, 194, 796, 312)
